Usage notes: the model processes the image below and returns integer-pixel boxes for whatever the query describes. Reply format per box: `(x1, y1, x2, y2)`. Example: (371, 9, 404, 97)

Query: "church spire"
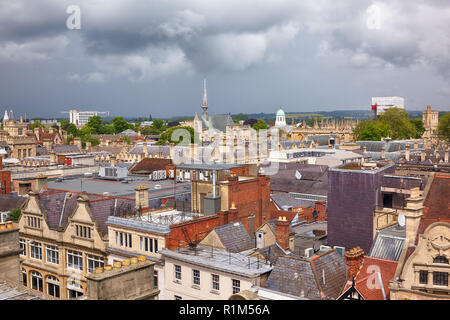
(3, 110, 9, 122)
(201, 79, 208, 119)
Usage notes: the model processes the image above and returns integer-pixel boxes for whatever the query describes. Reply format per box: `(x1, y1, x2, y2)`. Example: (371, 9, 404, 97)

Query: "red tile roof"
(343, 256, 398, 300)
(416, 174, 450, 244)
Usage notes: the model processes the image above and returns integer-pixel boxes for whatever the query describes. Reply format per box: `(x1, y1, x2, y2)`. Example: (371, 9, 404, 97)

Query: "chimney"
(143, 143, 148, 158)
(405, 144, 410, 161)
(362, 145, 367, 153)
(86, 141, 92, 151)
(248, 214, 255, 241)
(314, 200, 327, 221)
(33, 174, 47, 193)
(421, 149, 426, 162)
(344, 247, 365, 280)
(34, 127, 40, 140)
(74, 137, 82, 150)
(228, 202, 238, 223)
(445, 148, 449, 163)
(381, 146, 386, 160)
(135, 185, 149, 210)
(50, 152, 57, 165)
(403, 187, 424, 243)
(276, 216, 290, 251)
(110, 156, 117, 167)
(49, 127, 54, 134)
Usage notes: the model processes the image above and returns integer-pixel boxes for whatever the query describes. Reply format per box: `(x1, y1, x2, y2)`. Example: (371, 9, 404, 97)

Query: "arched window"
(434, 256, 449, 264)
(30, 271, 43, 292)
(21, 269, 27, 286)
(46, 276, 60, 298)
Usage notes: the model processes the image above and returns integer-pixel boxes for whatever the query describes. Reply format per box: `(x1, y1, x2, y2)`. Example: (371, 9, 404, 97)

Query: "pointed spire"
(3, 110, 9, 122)
(201, 78, 208, 119)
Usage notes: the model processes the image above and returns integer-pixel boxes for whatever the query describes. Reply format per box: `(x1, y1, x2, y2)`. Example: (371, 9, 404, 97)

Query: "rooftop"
(47, 176, 190, 199)
(107, 209, 204, 234)
(175, 163, 247, 171)
(160, 245, 273, 278)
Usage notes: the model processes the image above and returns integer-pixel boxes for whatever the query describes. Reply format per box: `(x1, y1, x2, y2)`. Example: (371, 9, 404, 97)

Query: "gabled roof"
(265, 250, 347, 300)
(34, 191, 134, 236)
(0, 194, 27, 212)
(340, 256, 398, 300)
(415, 174, 450, 245)
(130, 158, 172, 174)
(213, 222, 253, 253)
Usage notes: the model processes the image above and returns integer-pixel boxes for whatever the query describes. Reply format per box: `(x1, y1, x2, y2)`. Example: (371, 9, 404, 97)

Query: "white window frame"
(174, 265, 182, 281)
(212, 274, 220, 291)
(87, 254, 104, 273)
(19, 239, 26, 256)
(67, 249, 83, 271)
(30, 241, 42, 260)
(30, 271, 43, 292)
(192, 269, 200, 286)
(232, 279, 240, 294)
(46, 245, 59, 264)
(46, 276, 60, 298)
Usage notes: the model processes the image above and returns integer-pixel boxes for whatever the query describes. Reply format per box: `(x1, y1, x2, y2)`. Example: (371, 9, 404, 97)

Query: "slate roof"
(271, 192, 316, 209)
(36, 191, 134, 236)
(214, 222, 254, 253)
(0, 194, 27, 212)
(369, 224, 405, 261)
(36, 146, 50, 156)
(0, 281, 45, 300)
(265, 250, 347, 300)
(261, 163, 328, 196)
(255, 243, 288, 265)
(128, 145, 170, 157)
(200, 114, 235, 133)
(52, 145, 81, 154)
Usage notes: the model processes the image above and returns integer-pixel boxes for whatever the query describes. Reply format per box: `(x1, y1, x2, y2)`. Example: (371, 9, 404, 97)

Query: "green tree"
(112, 116, 130, 134)
(157, 126, 195, 145)
(437, 112, 450, 142)
(30, 121, 44, 130)
(378, 108, 417, 140)
(8, 207, 21, 221)
(85, 116, 103, 134)
(152, 120, 164, 131)
(66, 123, 79, 136)
(253, 119, 268, 131)
(410, 118, 425, 138)
(354, 120, 390, 141)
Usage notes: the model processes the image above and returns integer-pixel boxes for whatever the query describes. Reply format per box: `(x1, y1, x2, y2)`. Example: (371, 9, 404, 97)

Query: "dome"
(276, 108, 285, 117)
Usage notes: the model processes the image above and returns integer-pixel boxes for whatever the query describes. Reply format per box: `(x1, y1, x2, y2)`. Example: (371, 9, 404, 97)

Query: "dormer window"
(75, 224, 92, 239)
(26, 216, 41, 229)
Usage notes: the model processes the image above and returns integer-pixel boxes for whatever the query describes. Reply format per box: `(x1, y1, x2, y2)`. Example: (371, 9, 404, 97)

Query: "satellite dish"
(295, 170, 302, 180)
(398, 213, 406, 227)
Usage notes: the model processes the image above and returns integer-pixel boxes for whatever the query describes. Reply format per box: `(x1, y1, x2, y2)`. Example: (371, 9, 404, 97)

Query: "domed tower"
(275, 107, 286, 127)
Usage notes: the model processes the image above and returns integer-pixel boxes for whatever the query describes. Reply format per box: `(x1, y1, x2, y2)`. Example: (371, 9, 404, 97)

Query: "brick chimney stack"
(276, 216, 290, 251)
(314, 200, 327, 221)
(33, 174, 48, 193)
(344, 247, 365, 280)
(405, 144, 410, 161)
(381, 146, 386, 160)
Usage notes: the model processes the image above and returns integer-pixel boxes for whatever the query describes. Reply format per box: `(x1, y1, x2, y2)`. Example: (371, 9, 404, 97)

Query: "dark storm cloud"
(0, 0, 449, 117)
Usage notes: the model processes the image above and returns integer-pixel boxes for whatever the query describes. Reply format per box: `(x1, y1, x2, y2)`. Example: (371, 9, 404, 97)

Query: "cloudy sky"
(1, 0, 450, 119)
